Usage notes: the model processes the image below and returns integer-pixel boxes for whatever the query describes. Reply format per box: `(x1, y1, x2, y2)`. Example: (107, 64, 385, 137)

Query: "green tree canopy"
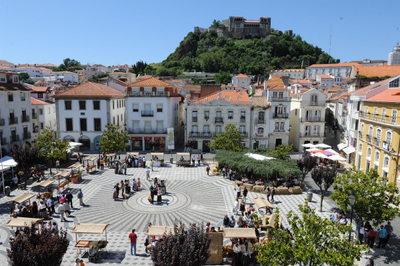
(255, 201, 368, 266)
(208, 124, 243, 152)
(34, 127, 69, 173)
(330, 168, 400, 237)
(214, 70, 231, 84)
(311, 165, 337, 212)
(52, 58, 82, 72)
(297, 153, 317, 181)
(267, 144, 292, 160)
(19, 72, 30, 82)
(99, 124, 130, 154)
(12, 145, 40, 189)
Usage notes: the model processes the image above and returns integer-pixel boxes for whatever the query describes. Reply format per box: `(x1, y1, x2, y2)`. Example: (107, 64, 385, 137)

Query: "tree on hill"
(34, 127, 69, 174)
(99, 124, 130, 154)
(130, 60, 151, 75)
(52, 58, 82, 72)
(254, 201, 368, 266)
(214, 70, 231, 84)
(7, 225, 69, 266)
(208, 124, 243, 152)
(330, 168, 400, 239)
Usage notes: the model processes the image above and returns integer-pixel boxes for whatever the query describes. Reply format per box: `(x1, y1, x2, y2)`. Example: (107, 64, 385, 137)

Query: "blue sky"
(1, 0, 399, 67)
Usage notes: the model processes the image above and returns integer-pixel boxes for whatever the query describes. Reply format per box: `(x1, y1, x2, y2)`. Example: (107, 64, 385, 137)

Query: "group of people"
(113, 178, 141, 200)
(148, 178, 164, 204)
(221, 166, 237, 180)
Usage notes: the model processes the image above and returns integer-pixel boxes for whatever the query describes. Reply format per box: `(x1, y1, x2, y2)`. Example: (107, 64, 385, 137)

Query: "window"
(313, 125, 319, 135)
(8, 93, 13, 102)
(376, 128, 381, 144)
(157, 104, 163, 112)
(20, 92, 25, 101)
(216, 125, 222, 134)
(239, 125, 246, 134)
(39, 108, 43, 115)
(80, 118, 87, 132)
(228, 111, 233, 119)
(389, 78, 399, 88)
(392, 109, 397, 124)
(368, 125, 373, 136)
(192, 111, 198, 122)
(204, 111, 210, 119)
(65, 101, 72, 110)
(13, 76, 19, 83)
(275, 122, 279, 130)
(156, 121, 164, 133)
(365, 106, 369, 114)
(38, 93, 43, 98)
(359, 143, 362, 152)
(367, 147, 372, 158)
(382, 108, 386, 122)
(386, 131, 392, 144)
(66, 118, 73, 131)
(361, 123, 364, 135)
(144, 121, 152, 133)
(311, 95, 318, 104)
(375, 151, 380, 164)
(280, 122, 285, 130)
(241, 111, 246, 118)
(203, 125, 210, 135)
(373, 107, 378, 119)
(0, 75, 5, 82)
(133, 104, 139, 112)
(79, 101, 86, 110)
(93, 100, 100, 110)
(132, 121, 140, 133)
(112, 100, 115, 109)
(257, 128, 264, 134)
(40, 122, 44, 129)
(272, 92, 277, 98)
(384, 156, 390, 168)
(94, 118, 101, 131)
(191, 125, 198, 136)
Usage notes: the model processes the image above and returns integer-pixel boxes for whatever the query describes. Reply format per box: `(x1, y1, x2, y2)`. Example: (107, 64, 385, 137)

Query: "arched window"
(367, 147, 372, 158)
(384, 156, 390, 168)
(375, 151, 380, 163)
(257, 128, 264, 134)
(359, 142, 363, 152)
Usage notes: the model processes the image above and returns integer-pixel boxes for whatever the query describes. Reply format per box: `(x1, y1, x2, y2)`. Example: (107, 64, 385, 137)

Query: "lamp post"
(348, 193, 356, 242)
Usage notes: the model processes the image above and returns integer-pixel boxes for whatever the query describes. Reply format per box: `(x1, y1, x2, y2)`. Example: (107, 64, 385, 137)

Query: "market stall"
(54, 170, 72, 188)
(5, 217, 44, 229)
(33, 179, 54, 197)
(85, 156, 98, 174)
(176, 152, 191, 166)
(146, 225, 174, 236)
(151, 152, 165, 166)
(126, 152, 140, 156)
(7, 192, 36, 205)
(206, 232, 223, 265)
(252, 197, 274, 212)
(222, 228, 257, 239)
(72, 223, 109, 256)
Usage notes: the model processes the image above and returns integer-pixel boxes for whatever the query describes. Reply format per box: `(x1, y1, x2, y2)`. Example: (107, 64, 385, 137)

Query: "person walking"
(240, 200, 246, 216)
(271, 188, 275, 203)
(146, 167, 151, 181)
(66, 191, 73, 209)
(151, 160, 154, 171)
(200, 151, 204, 161)
(385, 222, 393, 246)
(197, 154, 201, 166)
(78, 189, 84, 206)
(235, 184, 241, 199)
(206, 165, 210, 175)
(57, 202, 66, 222)
(243, 187, 248, 202)
(377, 225, 387, 248)
(121, 180, 125, 199)
(129, 229, 137, 255)
(367, 227, 376, 248)
(266, 188, 271, 202)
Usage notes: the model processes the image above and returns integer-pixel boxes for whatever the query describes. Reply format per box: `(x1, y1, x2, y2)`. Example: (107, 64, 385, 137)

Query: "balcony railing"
(268, 96, 291, 102)
(127, 91, 170, 97)
(1, 138, 7, 145)
(141, 111, 154, 117)
(374, 138, 381, 146)
(189, 132, 213, 138)
(128, 129, 167, 134)
(33, 127, 39, 133)
(10, 135, 20, 143)
(274, 129, 286, 132)
(366, 134, 372, 143)
(23, 132, 31, 140)
(301, 117, 322, 122)
(9, 117, 18, 125)
(306, 101, 326, 106)
(192, 117, 198, 122)
(240, 132, 248, 137)
(240, 117, 246, 123)
(32, 113, 38, 119)
(255, 119, 265, 124)
(382, 141, 391, 152)
(359, 111, 397, 125)
(215, 117, 224, 123)
(0, 118, 4, 126)
(272, 113, 289, 119)
(21, 115, 30, 122)
(300, 133, 324, 138)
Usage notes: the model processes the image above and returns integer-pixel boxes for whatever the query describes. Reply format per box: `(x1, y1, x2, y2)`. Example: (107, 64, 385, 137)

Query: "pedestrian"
(129, 229, 137, 255)
(192, 155, 196, 165)
(157, 187, 162, 204)
(79, 259, 85, 266)
(385, 221, 393, 246)
(240, 200, 246, 216)
(74, 258, 80, 266)
(235, 184, 241, 199)
(271, 188, 275, 203)
(151, 160, 154, 171)
(222, 167, 226, 178)
(243, 187, 248, 202)
(367, 227, 376, 248)
(266, 187, 271, 202)
(57, 202, 65, 222)
(78, 189, 84, 206)
(86, 164, 89, 174)
(121, 180, 125, 199)
(66, 191, 73, 209)
(197, 154, 201, 166)
(377, 225, 387, 248)
(359, 226, 365, 244)
(149, 185, 154, 204)
(200, 151, 203, 161)
(223, 215, 230, 228)
(229, 215, 236, 228)
(123, 161, 127, 175)
(146, 167, 151, 181)
(46, 196, 53, 215)
(366, 258, 374, 266)
(206, 165, 210, 175)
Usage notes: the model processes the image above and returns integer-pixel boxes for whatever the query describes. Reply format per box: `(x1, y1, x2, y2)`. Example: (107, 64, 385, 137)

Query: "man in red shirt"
(128, 229, 137, 255)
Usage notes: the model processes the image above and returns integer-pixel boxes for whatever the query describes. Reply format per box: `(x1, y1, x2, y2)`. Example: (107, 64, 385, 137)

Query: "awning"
(7, 192, 36, 204)
(176, 152, 190, 157)
(33, 179, 54, 188)
(328, 154, 346, 161)
(151, 152, 164, 157)
(146, 226, 174, 236)
(71, 223, 109, 234)
(337, 143, 347, 150)
(67, 163, 83, 169)
(222, 228, 257, 239)
(54, 170, 71, 178)
(0, 156, 18, 167)
(105, 153, 116, 157)
(86, 156, 98, 162)
(343, 146, 356, 155)
(252, 197, 274, 209)
(126, 152, 140, 156)
(5, 217, 44, 228)
(314, 143, 331, 149)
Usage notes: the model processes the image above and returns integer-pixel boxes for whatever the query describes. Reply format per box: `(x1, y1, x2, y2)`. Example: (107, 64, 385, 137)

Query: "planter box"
(253, 185, 266, 193)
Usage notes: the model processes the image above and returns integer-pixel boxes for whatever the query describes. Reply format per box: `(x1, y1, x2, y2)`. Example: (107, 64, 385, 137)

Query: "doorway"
(275, 138, 282, 148)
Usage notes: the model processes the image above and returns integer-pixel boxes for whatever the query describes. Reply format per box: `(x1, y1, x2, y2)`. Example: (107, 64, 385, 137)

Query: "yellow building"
(356, 76, 400, 187)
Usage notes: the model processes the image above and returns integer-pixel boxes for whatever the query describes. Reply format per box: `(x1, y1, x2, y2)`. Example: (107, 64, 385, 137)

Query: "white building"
(270, 69, 304, 79)
(289, 88, 326, 151)
(43, 71, 79, 83)
(184, 89, 251, 152)
(316, 74, 334, 89)
(126, 77, 183, 151)
(0, 71, 33, 155)
(251, 96, 271, 149)
(232, 74, 251, 91)
(54, 82, 126, 151)
(305, 63, 358, 80)
(31, 97, 56, 141)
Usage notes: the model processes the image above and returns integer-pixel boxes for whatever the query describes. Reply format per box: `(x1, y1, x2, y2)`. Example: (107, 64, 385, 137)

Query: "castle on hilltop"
(195, 16, 272, 39)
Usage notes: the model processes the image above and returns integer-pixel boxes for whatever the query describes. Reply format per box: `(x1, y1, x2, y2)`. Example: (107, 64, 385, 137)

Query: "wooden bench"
(56, 180, 70, 191)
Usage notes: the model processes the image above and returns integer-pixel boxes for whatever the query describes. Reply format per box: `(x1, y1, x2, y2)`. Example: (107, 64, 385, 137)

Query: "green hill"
(155, 29, 338, 77)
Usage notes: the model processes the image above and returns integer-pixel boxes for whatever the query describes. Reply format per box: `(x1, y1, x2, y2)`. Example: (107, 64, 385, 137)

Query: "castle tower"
(388, 43, 400, 65)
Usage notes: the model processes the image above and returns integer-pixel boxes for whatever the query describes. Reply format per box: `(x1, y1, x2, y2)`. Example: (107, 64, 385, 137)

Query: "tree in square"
(99, 124, 130, 154)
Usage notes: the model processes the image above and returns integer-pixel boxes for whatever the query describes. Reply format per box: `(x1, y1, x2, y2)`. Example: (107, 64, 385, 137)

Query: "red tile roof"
(36, 63, 57, 67)
(53, 82, 125, 98)
(317, 74, 333, 79)
(236, 73, 250, 79)
(267, 75, 285, 89)
(309, 62, 360, 68)
(367, 87, 400, 103)
(30, 86, 48, 92)
(128, 77, 172, 87)
(191, 90, 250, 105)
(355, 65, 400, 78)
(31, 97, 51, 105)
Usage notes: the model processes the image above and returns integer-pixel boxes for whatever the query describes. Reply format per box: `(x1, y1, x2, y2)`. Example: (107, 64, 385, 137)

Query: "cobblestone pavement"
(0, 160, 391, 265)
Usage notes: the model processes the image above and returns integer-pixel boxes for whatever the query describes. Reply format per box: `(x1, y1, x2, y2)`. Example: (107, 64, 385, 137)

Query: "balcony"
(240, 132, 248, 137)
(9, 117, 18, 125)
(128, 129, 167, 134)
(32, 113, 38, 119)
(374, 138, 381, 146)
(307, 101, 326, 107)
(359, 111, 397, 125)
(21, 115, 30, 122)
(127, 91, 171, 97)
(240, 117, 246, 123)
(33, 127, 39, 133)
(382, 141, 391, 152)
(301, 117, 322, 122)
(274, 129, 286, 133)
(23, 132, 31, 140)
(268, 96, 291, 102)
(1, 138, 7, 145)
(192, 117, 198, 122)
(189, 132, 213, 138)
(10, 135, 20, 143)
(300, 133, 324, 138)
(215, 117, 224, 123)
(0, 118, 4, 126)
(358, 131, 363, 139)
(272, 113, 289, 119)
(255, 119, 265, 124)
(141, 111, 154, 117)
(366, 134, 372, 143)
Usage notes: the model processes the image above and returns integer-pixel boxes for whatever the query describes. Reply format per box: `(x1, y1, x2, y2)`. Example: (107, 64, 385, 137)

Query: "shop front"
(131, 137, 142, 151)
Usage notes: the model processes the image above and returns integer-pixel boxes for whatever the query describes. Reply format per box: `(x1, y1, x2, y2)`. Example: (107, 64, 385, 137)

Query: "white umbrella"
(315, 143, 331, 149)
(325, 148, 339, 155)
(306, 147, 320, 152)
(312, 152, 328, 159)
(328, 154, 346, 161)
(68, 142, 83, 148)
(0, 156, 18, 167)
(302, 143, 316, 148)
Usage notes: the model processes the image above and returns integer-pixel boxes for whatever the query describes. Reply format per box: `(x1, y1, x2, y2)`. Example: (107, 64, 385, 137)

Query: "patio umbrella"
(302, 143, 316, 148)
(324, 149, 339, 156)
(315, 143, 331, 149)
(312, 152, 328, 159)
(309, 149, 324, 154)
(328, 154, 346, 161)
(306, 147, 320, 152)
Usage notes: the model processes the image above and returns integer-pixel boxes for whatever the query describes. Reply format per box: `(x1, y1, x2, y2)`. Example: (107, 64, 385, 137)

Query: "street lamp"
(348, 193, 357, 241)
